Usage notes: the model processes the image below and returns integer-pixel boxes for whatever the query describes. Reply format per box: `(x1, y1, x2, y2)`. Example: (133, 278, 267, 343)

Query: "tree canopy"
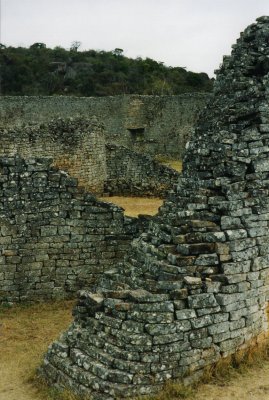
(0, 43, 213, 96)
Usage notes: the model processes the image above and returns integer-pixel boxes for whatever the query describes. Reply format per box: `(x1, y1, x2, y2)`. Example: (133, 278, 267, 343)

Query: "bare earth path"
(100, 196, 163, 217)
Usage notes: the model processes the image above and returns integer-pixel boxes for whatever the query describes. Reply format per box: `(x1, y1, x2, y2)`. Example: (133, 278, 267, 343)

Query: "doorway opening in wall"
(128, 127, 145, 141)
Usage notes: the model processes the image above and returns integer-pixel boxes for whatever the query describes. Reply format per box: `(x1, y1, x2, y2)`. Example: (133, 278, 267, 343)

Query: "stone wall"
(40, 17, 269, 399)
(0, 94, 209, 158)
(0, 157, 139, 303)
(105, 144, 180, 197)
(0, 118, 106, 194)
(0, 118, 179, 198)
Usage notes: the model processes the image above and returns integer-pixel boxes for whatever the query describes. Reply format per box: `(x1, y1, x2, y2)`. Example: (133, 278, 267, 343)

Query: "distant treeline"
(0, 42, 213, 96)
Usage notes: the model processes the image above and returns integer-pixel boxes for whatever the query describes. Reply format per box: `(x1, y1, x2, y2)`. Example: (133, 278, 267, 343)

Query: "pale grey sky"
(1, 0, 269, 77)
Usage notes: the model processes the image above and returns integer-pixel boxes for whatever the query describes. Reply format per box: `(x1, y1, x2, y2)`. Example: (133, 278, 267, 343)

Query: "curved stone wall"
(40, 17, 269, 399)
(105, 144, 180, 197)
(0, 118, 178, 198)
(0, 117, 106, 194)
(0, 94, 208, 158)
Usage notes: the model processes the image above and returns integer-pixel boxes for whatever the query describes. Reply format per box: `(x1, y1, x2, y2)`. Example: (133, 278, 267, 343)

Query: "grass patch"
(33, 376, 88, 400)
(100, 196, 163, 217)
(134, 381, 195, 400)
(155, 157, 183, 172)
(0, 300, 75, 400)
(2, 300, 269, 400)
(202, 335, 269, 386)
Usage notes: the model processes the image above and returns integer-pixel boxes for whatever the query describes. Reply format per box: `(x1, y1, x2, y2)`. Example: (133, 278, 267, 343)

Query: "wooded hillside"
(0, 42, 213, 96)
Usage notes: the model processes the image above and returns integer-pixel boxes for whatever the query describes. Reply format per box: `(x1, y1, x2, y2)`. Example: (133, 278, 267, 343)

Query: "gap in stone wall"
(39, 16, 269, 400)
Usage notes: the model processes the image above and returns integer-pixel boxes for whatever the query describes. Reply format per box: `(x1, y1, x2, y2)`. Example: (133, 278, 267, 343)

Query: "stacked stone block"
(105, 144, 180, 197)
(0, 94, 208, 158)
(0, 118, 179, 198)
(0, 117, 106, 194)
(0, 157, 139, 302)
(40, 17, 269, 399)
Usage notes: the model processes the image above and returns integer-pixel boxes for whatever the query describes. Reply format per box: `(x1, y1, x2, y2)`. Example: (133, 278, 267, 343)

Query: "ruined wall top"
(184, 15, 269, 181)
(39, 17, 269, 400)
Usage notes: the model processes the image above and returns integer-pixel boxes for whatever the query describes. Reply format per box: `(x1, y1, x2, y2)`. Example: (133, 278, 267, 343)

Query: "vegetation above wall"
(0, 42, 213, 96)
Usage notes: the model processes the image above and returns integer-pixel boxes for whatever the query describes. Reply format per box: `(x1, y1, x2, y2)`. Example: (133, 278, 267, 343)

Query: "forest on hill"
(0, 42, 213, 96)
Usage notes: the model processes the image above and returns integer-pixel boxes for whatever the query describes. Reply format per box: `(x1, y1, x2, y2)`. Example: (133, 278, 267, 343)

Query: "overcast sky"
(1, 0, 269, 77)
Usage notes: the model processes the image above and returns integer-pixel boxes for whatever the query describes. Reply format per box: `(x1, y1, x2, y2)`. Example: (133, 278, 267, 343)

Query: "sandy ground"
(0, 369, 41, 400)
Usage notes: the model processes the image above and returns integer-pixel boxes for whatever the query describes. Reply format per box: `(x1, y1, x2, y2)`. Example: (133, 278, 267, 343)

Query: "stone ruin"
(0, 118, 107, 194)
(105, 144, 179, 197)
(0, 118, 179, 197)
(39, 17, 269, 399)
(0, 157, 141, 302)
(0, 93, 208, 159)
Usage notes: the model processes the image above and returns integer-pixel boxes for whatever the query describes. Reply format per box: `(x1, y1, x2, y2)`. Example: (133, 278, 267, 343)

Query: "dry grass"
(0, 300, 75, 400)
(202, 335, 269, 385)
(2, 300, 269, 400)
(134, 381, 195, 400)
(154, 157, 183, 172)
(161, 160, 183, 172)
(100, 196, 163, 217)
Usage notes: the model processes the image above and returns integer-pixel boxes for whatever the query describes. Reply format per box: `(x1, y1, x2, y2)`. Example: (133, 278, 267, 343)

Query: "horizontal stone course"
(0, 157, 142, 302)
(0, 94, 209, 159)
(38, 16, 269, 399)
(105, 144, 179, 197)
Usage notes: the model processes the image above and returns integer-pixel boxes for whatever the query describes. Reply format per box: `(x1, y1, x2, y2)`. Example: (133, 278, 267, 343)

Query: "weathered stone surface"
(0, 94, 209, 159)
(0, 117, 179, 198)
(105, 144, 179, 197)
(40, 17, 269, 399)
(188, 293, 218, 309)
(0, 157, 140, 302)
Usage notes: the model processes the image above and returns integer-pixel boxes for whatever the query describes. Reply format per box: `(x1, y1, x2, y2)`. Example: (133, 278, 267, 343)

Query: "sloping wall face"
(40, 17, 269, 399)
(105, 144, 180, 197)
(0, 118, 107, 194)
(0, 94, 208, 158)
(0, 157, 138, 303)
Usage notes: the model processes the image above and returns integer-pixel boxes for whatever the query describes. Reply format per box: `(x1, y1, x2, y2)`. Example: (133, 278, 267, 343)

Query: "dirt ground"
(0, 301, 74, 400)
(1, 301, 269, 400)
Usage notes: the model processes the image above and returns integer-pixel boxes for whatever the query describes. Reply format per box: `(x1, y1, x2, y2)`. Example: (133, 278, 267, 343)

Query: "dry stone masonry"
(0, 157, 140, 302)
(0, 117, 106, 194)
(0, 118, 178, 197)
(105, 144, 179, 197)
(40, 17, 269, 399)
(0, 94, 208, 159)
